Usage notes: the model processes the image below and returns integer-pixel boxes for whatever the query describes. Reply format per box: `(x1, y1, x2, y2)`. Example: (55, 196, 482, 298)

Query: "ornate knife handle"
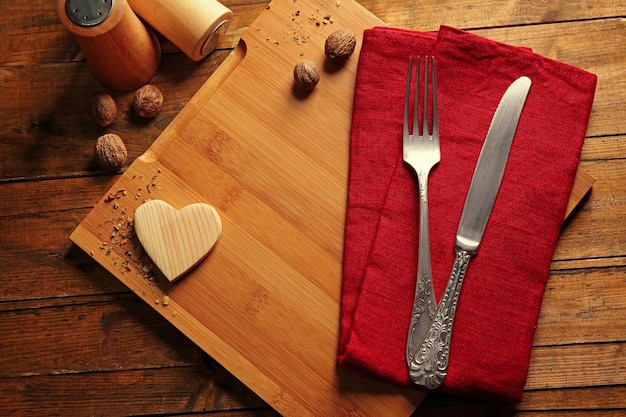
(408, 247, 473, 390)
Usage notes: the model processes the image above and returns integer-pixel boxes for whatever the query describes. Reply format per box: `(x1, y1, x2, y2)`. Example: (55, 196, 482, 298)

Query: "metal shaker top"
(65, 0, 113, 27)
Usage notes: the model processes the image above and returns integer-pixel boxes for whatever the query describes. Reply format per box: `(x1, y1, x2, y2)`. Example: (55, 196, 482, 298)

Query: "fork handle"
(406, 175, 437, 365)
(408, 247, 473, 389)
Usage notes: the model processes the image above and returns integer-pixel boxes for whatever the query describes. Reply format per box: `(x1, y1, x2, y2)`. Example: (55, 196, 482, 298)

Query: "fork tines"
(403, 56, 438, 141)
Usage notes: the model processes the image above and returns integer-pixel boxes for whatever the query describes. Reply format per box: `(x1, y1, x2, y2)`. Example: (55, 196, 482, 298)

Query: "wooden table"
(1, 1, 625, 415)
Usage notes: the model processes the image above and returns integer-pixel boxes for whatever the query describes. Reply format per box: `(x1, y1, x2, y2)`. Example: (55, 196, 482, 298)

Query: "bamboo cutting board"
(70, 0, 593, 415)
(71, 0, 425, 415)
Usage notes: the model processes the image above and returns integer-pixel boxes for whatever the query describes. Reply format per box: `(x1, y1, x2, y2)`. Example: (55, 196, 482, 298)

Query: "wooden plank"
(516, 412, 626, 417)
(0, 294, 197, 378)
(0, 293, 271, 414)
(526, 342, 626, 390)
(418, 385, 626, 417)
(554, 158, 626, 262)
(361, 0, 626, 32)
(581, 135, 626, 161)
(0, 248, 126, 304)
(418, 386, 626, 414)
(535, 266, 626, 346)
(0, 0, 78, 66)
(0, 368, 270, 416)
(519, 386, 626, 411)
(0, 176, 118, 217)
(0, 203, 128, 303)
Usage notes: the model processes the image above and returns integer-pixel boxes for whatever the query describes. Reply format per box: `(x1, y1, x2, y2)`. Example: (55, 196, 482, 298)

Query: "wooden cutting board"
(70, 0, 593, 415)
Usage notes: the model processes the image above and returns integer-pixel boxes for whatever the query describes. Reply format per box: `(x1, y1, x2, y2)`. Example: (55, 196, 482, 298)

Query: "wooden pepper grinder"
(127, 0, 233, 61)
(57, 0, 161, 91)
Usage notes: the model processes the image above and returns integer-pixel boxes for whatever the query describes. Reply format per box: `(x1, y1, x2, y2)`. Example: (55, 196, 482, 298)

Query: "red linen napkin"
(338, 25, 597, 402)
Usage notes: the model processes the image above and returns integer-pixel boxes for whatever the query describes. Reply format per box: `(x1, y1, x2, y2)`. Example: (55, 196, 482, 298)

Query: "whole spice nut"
(325, 28, 357, 63)
(92, 92, 117, 127)
(293, 60, 320, 91)
(95, 133, 127, 172)
(133, 84, 163, 118)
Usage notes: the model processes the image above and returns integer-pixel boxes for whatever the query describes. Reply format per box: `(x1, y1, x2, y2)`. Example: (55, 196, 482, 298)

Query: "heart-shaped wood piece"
(134, 200, 222, 282)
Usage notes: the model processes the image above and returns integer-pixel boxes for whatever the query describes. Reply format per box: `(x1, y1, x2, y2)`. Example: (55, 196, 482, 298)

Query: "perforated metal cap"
(65, 0, 113, 27)
(201, 19, 230, 57)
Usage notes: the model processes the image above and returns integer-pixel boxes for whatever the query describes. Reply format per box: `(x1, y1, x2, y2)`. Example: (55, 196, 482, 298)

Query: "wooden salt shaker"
(127, 0, 233, 61)
(57, 0, 161, 91)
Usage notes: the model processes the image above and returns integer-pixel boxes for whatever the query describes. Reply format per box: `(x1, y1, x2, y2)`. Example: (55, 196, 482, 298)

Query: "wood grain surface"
(2, 0, 626, 416)
(134, 200, 222, 282)
(70, 0, 427, 415)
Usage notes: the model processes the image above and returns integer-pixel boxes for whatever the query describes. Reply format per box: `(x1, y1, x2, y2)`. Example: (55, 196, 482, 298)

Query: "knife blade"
(408, 76, 532, 390)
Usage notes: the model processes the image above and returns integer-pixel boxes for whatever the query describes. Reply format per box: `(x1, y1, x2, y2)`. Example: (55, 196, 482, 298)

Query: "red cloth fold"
(338, 26, 597, 402)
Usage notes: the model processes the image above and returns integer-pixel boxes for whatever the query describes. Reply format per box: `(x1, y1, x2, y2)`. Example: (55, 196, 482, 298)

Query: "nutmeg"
(92, 92, 117, 127)
(95, 133, 127, 172)
(293, 60, 320, 91)
(324, 28, 357, 62)
(133, 84, 163, 118)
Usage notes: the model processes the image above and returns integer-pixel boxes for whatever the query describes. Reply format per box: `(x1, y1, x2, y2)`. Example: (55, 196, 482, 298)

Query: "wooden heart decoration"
(134, 200, 222, 282)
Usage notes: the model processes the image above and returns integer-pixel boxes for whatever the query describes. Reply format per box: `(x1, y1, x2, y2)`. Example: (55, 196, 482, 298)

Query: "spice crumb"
(96, 167, 163, 284)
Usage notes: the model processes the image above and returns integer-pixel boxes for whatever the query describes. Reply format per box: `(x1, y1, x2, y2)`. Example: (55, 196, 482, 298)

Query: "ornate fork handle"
(405, 174, 437, 364)
(408, 247, 474, 389)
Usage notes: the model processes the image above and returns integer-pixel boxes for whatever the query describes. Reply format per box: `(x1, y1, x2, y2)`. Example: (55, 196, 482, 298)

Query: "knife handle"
(408, 247, 473, 389)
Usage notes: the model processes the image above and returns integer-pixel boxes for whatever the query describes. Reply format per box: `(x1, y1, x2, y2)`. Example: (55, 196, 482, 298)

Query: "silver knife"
(408, 76, 532, 390)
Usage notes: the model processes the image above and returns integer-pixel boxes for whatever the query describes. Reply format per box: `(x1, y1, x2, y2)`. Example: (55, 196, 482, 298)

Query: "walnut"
(325, 28, 357, 63)
(95, 133, 127, 172)
(133, 84, 163, 118)
(293, 60, 320, 91)
(91, 92, 117, 127)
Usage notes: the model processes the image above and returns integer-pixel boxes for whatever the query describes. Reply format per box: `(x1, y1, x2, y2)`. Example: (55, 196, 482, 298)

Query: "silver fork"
(403, 56, 440, 368)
